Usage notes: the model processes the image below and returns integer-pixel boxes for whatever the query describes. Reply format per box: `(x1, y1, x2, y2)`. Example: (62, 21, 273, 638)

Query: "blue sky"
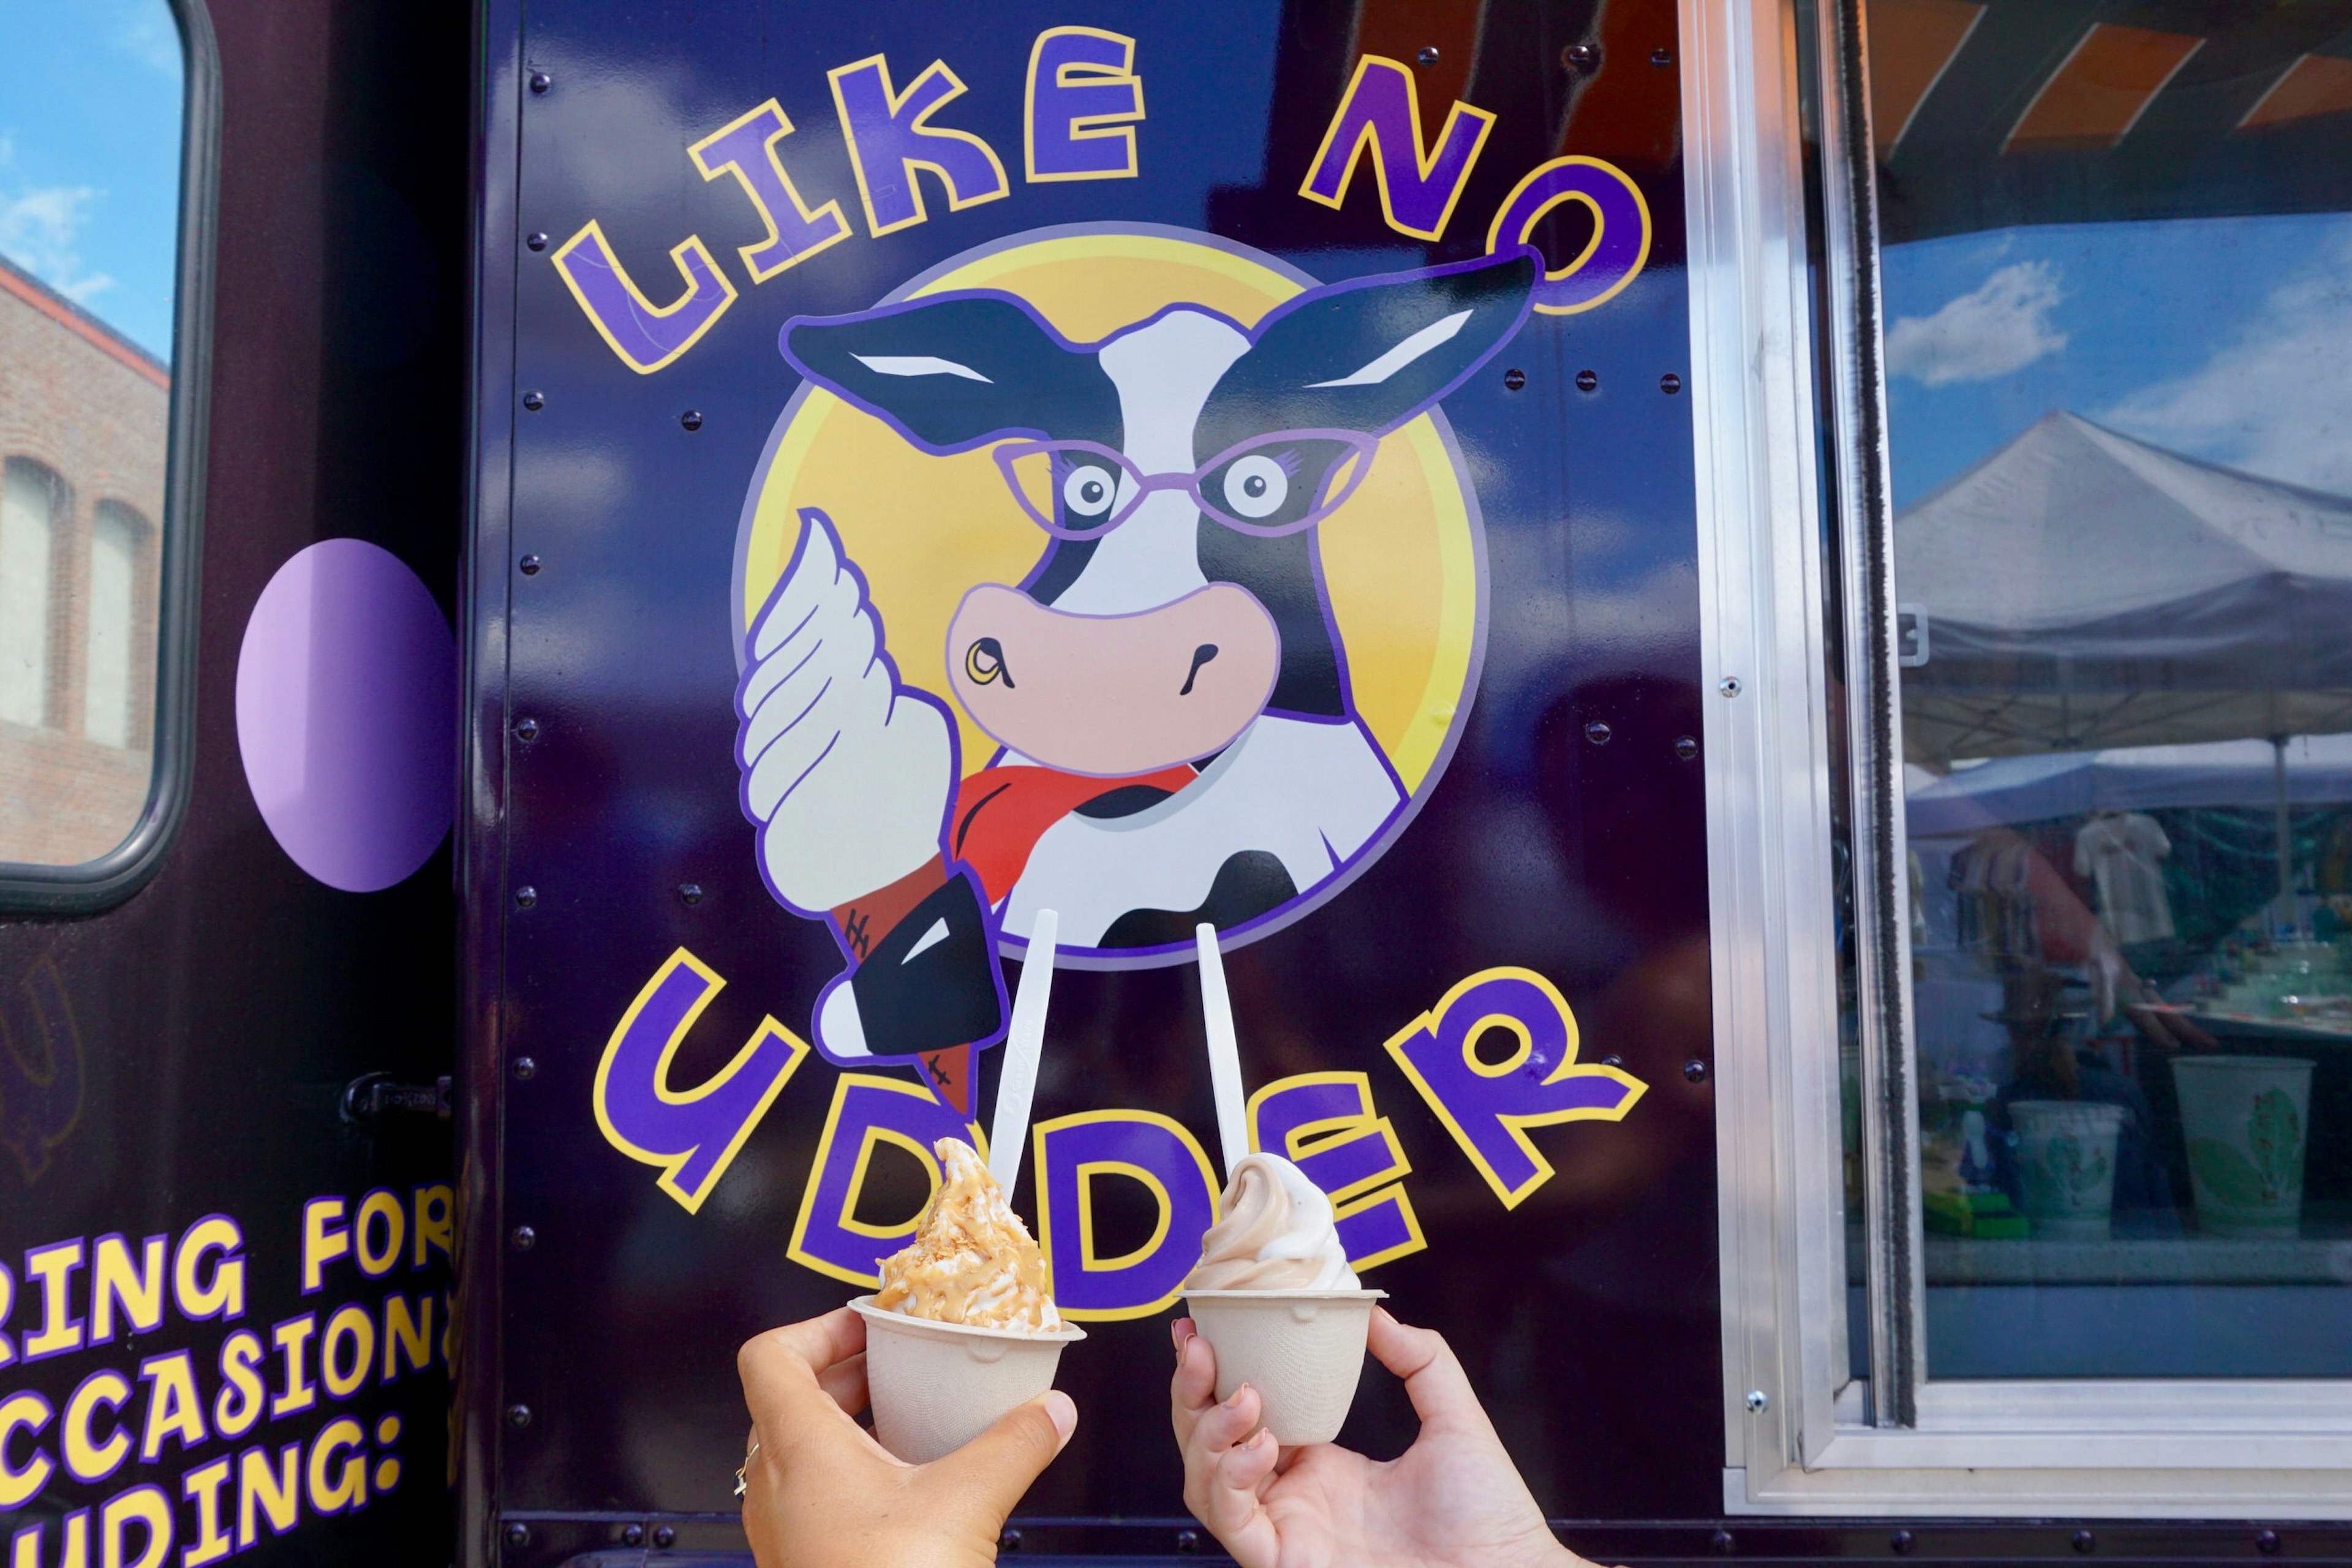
(0, 0, 184, 360)
(1882, 211, 2352, 507)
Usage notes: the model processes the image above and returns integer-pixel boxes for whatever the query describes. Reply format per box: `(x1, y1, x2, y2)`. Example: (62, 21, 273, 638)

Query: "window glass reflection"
(1868, 0, 2352, 1378)
(0, 0, 183, 867)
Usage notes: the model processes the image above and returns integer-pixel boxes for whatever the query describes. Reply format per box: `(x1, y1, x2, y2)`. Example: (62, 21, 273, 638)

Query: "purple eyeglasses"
(990, 428, 1380, 541)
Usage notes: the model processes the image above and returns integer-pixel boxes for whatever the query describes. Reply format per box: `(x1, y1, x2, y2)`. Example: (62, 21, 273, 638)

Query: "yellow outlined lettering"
(786, 1074, 984, 1287)
(549, 222, 740, 375)
(687, 99, 853, 282)
(591, 948, 811, 1215)
(1483, 155, 1654, 316)
(1384, 966, 1647, 1210)
(1297, 55, 1496, 243)
(1023, 27, 1146, 183)
(827, 55, 1011, 239)
(1032, 1110, 1218, 1322)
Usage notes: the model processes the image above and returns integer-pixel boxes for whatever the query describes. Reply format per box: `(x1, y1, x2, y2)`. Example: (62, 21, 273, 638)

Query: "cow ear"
(780, 292, 1118, 453)
(1207, 250, 1537, 439)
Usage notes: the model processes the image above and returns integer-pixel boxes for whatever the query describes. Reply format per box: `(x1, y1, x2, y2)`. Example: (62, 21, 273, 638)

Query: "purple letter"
(688, 99, 852, 282)
(1025, 27, 1145, 181)
(593, 949, 810, 1213)
(1298, 55, 1495, 241)
(787, 1075, 982, 1286)
(1248, 1072, 1425, 1272)
(1384, 968, 1645, 1208)
(827, 55, 1010, 238)
(1485, 156, 1653, 315)
(550, 221, 739, 374)
(1033, 1112, 1217, 1320)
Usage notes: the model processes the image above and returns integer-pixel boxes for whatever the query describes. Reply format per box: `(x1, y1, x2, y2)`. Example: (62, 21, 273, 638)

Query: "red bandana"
(951, 763, 1199, 905)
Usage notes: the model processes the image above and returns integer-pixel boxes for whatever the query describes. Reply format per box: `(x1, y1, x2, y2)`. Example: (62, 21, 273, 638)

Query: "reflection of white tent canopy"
(1907, 735, 2352, 837)
(1897, 412, 2352, 763)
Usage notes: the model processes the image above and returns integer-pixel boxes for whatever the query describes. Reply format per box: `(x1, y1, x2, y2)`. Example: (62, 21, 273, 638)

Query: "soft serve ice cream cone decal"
(1183, 924, 1384, 1446)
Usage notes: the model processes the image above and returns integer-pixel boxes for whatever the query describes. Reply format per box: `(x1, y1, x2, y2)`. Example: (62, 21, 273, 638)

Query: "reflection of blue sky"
(1883, 213, 2352, 507)
(0, 0, 184, 359)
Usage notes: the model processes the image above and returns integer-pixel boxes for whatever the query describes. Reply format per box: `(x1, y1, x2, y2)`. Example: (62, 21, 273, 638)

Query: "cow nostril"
(1179, 644, 1219, 696)
(965, 636, 1014, 689)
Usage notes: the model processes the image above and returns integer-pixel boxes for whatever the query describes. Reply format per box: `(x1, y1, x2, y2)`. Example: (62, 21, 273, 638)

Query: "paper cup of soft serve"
(854, 1139, 1084, 1464)
(1183, 1153, 1382, 1446)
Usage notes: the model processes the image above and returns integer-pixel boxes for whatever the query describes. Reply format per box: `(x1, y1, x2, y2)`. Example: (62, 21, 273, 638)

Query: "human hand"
(1170, 1307, 1594, 1568)
(737, 1307, 1077, 1568)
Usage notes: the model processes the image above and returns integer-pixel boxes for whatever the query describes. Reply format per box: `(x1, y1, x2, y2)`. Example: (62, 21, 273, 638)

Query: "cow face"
(780, 249, 1536, 777)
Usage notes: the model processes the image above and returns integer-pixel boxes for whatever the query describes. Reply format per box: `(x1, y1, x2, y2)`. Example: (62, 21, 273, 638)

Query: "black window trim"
(0, 0, 221, 914)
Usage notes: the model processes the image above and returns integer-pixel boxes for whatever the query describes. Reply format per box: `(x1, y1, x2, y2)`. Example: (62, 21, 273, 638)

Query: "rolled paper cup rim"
(850, 1294, 1087, 1344)
(1181, 1287, 1387, 1302)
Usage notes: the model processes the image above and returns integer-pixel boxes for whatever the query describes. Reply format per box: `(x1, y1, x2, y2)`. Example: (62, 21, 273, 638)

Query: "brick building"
(0, 253, 170, 867)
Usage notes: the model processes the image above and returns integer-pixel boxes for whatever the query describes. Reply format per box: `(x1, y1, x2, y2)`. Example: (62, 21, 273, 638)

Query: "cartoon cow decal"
(735, 247, 1538, 1066)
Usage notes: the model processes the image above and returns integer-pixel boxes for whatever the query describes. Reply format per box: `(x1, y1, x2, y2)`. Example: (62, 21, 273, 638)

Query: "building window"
(0, 459, 59, 729)
(84, 501, 149, 750)
(1696, 0, 2352, 1516)
(0, 0, 211, 902)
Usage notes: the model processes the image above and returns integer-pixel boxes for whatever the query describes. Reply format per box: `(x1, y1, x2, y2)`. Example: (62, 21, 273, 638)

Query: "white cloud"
(116, 8, 183, 76)
(0, 184, 116, 304)
(2101, 232, 2352, 495)
(1886, 261, 2067, 386)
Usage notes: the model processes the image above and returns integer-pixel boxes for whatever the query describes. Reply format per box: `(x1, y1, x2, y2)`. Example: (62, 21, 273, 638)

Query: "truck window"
(0, 0, 209, 907)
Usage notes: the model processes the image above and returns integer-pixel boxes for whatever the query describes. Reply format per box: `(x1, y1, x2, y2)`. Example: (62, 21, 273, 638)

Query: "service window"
(0, 0, 209, 907)
(1698, 0, 2352, 1515)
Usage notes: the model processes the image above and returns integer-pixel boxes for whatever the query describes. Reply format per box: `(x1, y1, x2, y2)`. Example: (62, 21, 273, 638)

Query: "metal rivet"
(522, 390, 545, 411)
(1684, 1058, 1709, 1083)
(513, 1056, 537, 1080)
(519, 554, 541, 575)
(1660, 372, 1683, 394)
(652, 1526, 675, 1549)
(1503, 367, 1526, 391)
(511, 1226, 536, 1251)
(526, 232, 548, 252)
(506, 1403, 532, 1429)
(1575, 369, 1599, 392)
(2071, 1530, 2095, 1554)
(679, 883, 703, 905)
(2256, 1530, 2281, 1556)
(1175, 1528, 1200, 1553)
(1675, 734, 1699, 760)
(1584, 720, 1612, 745)
(529, 70, 551, 93)
(514, 717, 540, 742)
(622, 1525, 644, 1547)
(1000, 1529, 1023, 1552)
(1564, 42, 1599, 69)
(1744, 1389, 1769, 1412)
(1600, 1054, 1623, 1068)
(1711, 1529, 1735, 1555)
(504, 1521, 530, 1548)
(1891, 1529, 1916, 1555)
(1651, 47, 1673, 66)
(1719, 676, 1741, 697)
(1415, 45, 1440, 66)
(514, 886, 538, 909)
(680, 409, 703, 431)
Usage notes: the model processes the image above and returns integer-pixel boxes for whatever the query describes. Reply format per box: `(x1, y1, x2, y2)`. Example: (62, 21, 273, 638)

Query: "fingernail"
(1044, 1389, 1079, 1443)
(1223, 1384, 1250, 1411)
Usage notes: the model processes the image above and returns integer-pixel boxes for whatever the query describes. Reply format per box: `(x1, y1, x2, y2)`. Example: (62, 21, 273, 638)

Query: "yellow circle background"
(741, 232, 1481, 793)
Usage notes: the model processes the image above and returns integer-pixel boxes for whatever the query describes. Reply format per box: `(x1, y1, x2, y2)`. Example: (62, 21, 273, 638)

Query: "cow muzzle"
(945, 582, 1281, 777)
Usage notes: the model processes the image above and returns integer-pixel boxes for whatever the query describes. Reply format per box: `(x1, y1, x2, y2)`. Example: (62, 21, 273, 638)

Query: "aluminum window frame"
(0, 0, 219, 914)
(1689, 0, 2352, 1518)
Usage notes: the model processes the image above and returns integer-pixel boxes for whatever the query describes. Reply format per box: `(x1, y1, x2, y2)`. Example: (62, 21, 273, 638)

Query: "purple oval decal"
(236, 539, 455, 892)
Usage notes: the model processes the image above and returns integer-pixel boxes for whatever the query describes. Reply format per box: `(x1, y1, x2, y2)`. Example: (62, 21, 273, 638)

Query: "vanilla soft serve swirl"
(874, 1138, 1060, 1329)
(1185, 1153, 1359, 1290)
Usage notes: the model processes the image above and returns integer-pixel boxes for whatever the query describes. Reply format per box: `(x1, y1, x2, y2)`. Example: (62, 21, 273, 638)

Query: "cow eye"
(1061, 464, 1118, 518)
(1222, 455, 1290, 519)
